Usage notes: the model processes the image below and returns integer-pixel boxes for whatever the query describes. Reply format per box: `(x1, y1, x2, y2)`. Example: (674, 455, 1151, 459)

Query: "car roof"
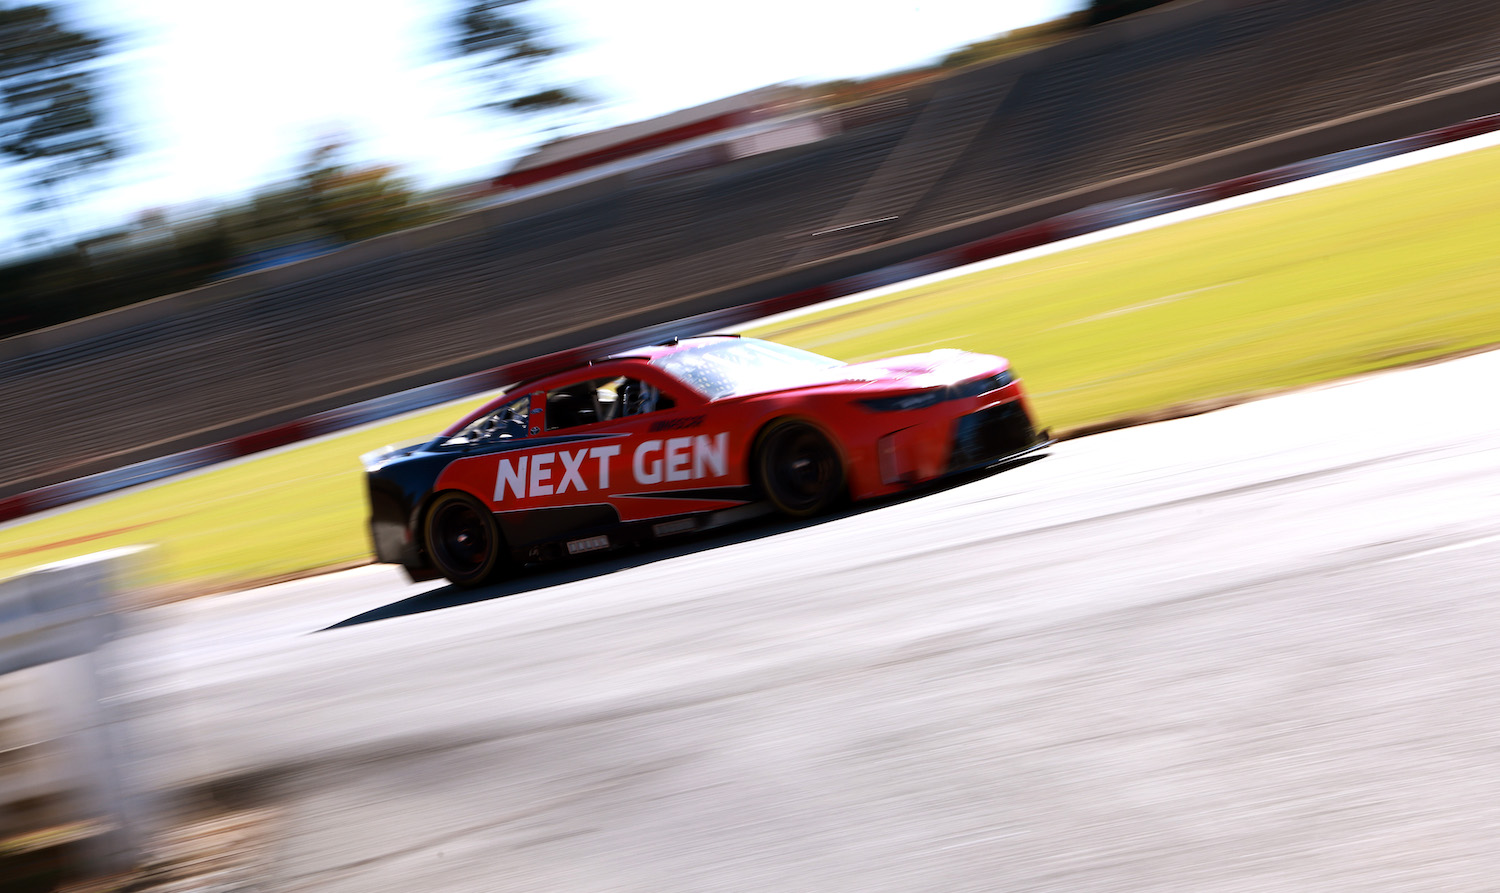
(440, 336, 740, 436)
(601, 334, 742, 363)
(492, 336, 740, 396)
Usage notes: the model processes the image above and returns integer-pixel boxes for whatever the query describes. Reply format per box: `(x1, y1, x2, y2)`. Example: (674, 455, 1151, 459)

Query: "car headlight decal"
(858, 370, 1013, 412)
(950, 370, 1014, 399)
(858, 390, 946, 412)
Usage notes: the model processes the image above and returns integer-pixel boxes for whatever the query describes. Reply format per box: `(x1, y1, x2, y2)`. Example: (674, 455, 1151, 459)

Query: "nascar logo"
(494, 434, 729, 501)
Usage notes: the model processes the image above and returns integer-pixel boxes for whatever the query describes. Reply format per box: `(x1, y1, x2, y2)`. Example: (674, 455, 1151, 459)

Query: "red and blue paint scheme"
(363, 336, 1049, 586)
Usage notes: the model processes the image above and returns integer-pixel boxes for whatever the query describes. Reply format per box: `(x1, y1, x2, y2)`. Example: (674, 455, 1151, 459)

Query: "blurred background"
(5, 0, 1500, 889)
(0, 0, 1085, 332)
(7, 0, 1494, 511)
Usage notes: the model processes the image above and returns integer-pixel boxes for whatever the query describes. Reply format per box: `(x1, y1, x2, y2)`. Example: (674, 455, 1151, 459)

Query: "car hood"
(841, 349, 1005, 387)
(360, 436, 436, 470)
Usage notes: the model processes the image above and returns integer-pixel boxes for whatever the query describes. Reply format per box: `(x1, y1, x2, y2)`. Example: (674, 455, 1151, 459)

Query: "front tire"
(755, 420, 845, 518)
(423, 491, 507, 587)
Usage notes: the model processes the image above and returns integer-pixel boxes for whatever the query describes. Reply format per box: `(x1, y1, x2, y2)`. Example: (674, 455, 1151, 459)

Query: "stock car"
(363, 335, 1049, 587)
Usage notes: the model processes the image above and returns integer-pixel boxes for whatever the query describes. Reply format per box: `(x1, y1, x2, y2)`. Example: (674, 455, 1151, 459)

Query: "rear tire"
(755, 420, 845, 518)
(423, 491, 507, 587)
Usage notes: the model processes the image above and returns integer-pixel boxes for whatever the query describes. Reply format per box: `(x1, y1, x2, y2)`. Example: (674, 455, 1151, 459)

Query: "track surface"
(119, 350, 1500, 891)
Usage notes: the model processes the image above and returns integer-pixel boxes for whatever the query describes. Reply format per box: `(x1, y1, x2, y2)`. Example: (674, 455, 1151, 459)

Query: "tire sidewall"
(422, 491, 506, 587)
(754, 418, 846, 518)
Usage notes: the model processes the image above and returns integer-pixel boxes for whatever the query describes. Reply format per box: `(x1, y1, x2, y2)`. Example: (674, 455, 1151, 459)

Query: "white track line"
(733, 128, 1500, 333)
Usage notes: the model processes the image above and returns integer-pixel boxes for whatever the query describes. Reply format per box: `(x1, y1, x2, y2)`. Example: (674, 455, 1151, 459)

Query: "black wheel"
(423, 491, 507, 587)
(755, 420, 845, 518)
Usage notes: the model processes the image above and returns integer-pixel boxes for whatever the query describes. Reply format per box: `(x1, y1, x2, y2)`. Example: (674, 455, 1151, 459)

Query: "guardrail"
(0, 111, 1496, 527)
(0, 549, 147, 885)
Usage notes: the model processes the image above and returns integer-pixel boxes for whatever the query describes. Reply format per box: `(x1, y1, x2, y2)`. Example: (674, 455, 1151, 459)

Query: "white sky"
(2, 0, 1082, 252)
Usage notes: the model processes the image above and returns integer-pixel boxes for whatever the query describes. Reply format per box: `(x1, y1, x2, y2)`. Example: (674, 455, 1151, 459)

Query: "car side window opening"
(451, 394, 529, 445)
(546, 376, 675, 431)
(602, 376, 674, 418)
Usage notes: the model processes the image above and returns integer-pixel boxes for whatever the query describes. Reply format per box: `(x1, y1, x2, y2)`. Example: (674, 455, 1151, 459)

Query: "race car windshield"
(651, 338, 844, 399)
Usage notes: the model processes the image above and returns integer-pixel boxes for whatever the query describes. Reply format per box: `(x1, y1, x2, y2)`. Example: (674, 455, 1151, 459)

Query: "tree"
(446, 0, 588, 116)
(0, 3, 122, 239)
(939, 15, 1086, 68)
(297, 136, 427, 244)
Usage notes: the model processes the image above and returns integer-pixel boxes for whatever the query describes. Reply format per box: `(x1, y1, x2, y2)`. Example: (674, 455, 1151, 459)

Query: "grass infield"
(3, 143, 1497, 595)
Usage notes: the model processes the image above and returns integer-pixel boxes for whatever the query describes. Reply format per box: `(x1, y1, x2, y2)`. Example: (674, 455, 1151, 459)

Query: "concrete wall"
(0, 550, 148, 884)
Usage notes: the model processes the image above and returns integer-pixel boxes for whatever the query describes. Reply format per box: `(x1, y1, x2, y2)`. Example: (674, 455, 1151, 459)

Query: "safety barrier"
(0, 549, 147, 884)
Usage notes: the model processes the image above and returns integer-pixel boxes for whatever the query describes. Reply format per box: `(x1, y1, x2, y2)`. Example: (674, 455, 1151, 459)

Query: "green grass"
(3, 143, 1498, 594)
(0, 398, 491, 595)
(747, 144, 1500, 429)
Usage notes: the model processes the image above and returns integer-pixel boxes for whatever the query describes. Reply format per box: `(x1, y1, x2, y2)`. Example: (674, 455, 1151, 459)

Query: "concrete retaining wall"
(0, 550, 147, 884)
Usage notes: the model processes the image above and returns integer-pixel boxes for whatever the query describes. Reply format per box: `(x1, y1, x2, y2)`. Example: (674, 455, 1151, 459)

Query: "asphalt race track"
(118, 349, 1500, 892)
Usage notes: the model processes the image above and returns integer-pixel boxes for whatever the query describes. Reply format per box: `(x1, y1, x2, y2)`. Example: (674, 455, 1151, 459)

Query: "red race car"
(363, 335, 1049, 586)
